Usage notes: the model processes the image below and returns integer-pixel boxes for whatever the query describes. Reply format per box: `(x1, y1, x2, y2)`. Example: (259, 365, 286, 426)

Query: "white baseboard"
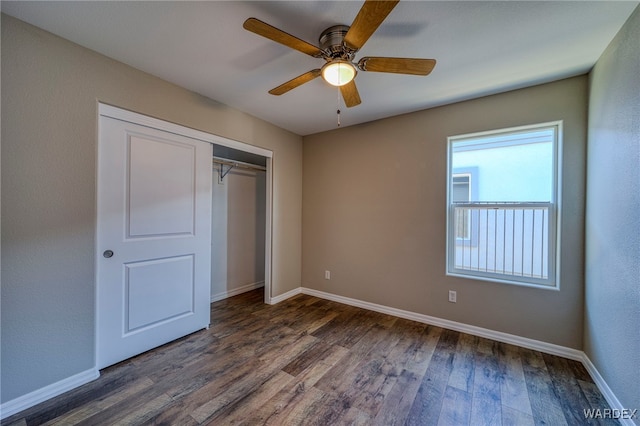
(300, 287, 583, 360)
(0, 368, 99, 421)
(210, 281, 265, 303)
(580, 354, 637, 426)
(267, 287, 302, 305)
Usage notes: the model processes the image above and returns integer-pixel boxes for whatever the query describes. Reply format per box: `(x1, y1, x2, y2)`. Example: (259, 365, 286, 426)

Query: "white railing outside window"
(450, 202, 555, 285)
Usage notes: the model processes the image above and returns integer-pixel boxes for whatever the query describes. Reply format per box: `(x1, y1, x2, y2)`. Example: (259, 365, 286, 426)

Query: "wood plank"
(137, 399, 200, 426)
(566, 358, 594, 383)
(42, 377, 155, 425)
(288, 344, 350, 388)
(437, 385, 472, 426)
(311, 307, 378, 349)
(341, 405, 374, 425)
(403, 325, 444, 375)
(469, 391, 501, 425)
(200, 370, 295, 424)
(379, 319, 427, 373)
(349, 357, 400, 414)
(72, 386, 174, 426)
(372, 324, 443, 425)
(501, 405, 535, 426)
(372, 369, 423, 426)
(542, 353, 602, 426)
(190, 334, 318, 423)
(469, 340, 502, 426)
(112, 393, 175, 425)
(3, 420, 26, 426)
(145, 320, 302, 400)
(250, 345, 348, 424)
(19, 363, 143, 425)
(308, 391, 371, 425)
(521, 348, 569, 426)
(149, 330, 293, 426)
(313, 323, 400, 400)
(448, 332, 477, 392)
(499, 343, 533, 416)
(405, 328, 459, 425)
(577, 380, 620, 426)
(276, 387, 328, 426)
(282, 340, 338, 377)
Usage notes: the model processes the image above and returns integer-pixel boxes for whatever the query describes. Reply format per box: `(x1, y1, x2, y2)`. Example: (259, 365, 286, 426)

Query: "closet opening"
(211, 144, 269, 303)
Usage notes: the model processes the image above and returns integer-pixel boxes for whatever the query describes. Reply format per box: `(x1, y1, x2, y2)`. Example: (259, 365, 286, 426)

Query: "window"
(446, 122, 561, 288)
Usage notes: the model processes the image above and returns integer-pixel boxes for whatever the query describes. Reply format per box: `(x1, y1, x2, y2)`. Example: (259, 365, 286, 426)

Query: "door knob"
(103, 250, 114, 258)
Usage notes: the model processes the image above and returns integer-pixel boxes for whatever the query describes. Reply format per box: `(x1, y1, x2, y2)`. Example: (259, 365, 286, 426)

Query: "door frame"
(95, 103, 275, 335)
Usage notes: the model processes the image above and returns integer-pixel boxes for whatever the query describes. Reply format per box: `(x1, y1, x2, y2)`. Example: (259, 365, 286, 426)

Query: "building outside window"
(452, 174, 471, 239)
(446, 122, 561, 288)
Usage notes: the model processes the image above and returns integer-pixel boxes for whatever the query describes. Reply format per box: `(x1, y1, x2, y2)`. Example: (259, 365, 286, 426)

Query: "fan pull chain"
(337, 88, 342, 127)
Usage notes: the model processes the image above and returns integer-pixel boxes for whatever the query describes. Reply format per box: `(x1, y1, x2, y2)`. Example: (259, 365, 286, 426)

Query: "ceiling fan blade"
(344, 0, 399, 50)
(340, 80, 362, 108)
(358, 57, 436, 75)
(243, 18, 323, 57)
(269, 69, 322, 96)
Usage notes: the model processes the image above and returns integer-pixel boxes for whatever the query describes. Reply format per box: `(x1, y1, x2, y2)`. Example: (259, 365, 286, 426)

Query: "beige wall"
(1, 14, 302, 403)
(586, 5, 640, 419)
(303, 76, 587, 349)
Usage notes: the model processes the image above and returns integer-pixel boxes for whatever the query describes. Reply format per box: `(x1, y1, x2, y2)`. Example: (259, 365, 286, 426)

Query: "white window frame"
(445, 121, 562, 289)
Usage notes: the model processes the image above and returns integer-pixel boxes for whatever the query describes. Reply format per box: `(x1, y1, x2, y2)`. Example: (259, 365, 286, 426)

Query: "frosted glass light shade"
(322, 61, 356, 87)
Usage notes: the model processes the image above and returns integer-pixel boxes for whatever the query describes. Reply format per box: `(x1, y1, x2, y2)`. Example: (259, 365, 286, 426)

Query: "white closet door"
(96, 115, 212, 369)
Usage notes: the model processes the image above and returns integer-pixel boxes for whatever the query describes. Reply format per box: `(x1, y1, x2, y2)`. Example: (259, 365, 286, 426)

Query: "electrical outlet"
(448, 290, 457, 303)
(324, 270, 331, 280)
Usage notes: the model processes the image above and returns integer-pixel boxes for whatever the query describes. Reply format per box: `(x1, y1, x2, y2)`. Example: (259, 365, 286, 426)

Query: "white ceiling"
(2, 1, 637, 135)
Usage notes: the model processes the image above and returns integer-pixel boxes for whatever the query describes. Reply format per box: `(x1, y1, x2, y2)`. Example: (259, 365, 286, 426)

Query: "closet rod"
(212, 156, 267, 172)
(213, 156, 266, 181)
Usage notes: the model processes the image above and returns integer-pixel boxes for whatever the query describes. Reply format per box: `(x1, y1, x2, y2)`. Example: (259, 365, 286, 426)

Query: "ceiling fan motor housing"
(319, 25, 354, 60)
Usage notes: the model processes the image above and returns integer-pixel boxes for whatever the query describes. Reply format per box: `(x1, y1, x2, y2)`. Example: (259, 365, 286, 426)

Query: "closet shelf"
(213, 156, 266, 181)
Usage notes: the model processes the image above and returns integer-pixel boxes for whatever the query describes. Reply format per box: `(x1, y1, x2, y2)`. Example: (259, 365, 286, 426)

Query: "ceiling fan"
(243, 0, 436, 108)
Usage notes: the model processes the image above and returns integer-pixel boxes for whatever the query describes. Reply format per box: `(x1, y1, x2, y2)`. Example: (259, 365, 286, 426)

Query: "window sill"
(446, 270, 559, 291)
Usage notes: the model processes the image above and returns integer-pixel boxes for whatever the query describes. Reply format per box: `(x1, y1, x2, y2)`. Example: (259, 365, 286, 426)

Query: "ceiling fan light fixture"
(322, 60, 356, 87)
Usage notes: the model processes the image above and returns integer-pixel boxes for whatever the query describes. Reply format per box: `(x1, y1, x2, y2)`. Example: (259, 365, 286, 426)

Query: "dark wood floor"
(3, 289, 617, 426)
